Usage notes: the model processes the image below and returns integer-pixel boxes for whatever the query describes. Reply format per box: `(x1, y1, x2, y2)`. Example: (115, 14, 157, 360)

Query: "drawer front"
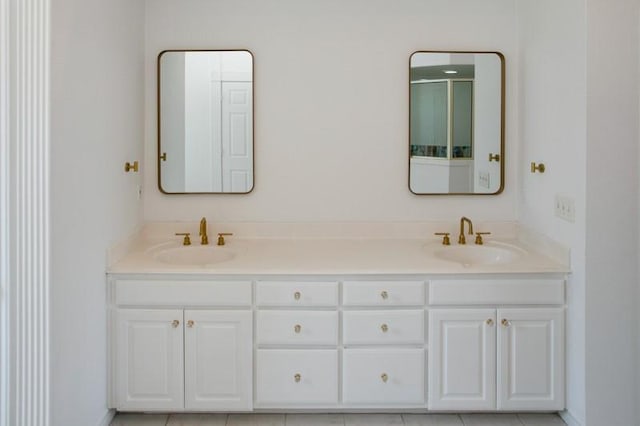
(429, 279, 565, 305)
(343, 349, 425, 405)
(343, 281, 424, 306)
(256, 349, 338, 405)
(114, 280, 252, 306)
(256, 311, 338, 346)
(256, 281, 338, 307)
(343, 310, 424, 345)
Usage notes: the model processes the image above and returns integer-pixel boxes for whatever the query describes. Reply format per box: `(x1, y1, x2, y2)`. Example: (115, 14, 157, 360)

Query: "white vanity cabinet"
(110, 279, 253, 412)
(109, 274, 566, 413)
(428, 278, 565, 411)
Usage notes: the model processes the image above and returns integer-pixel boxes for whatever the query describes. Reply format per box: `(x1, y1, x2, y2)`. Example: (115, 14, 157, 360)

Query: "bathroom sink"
(152, 245, 236, 266)
(433, 242, 526, 266)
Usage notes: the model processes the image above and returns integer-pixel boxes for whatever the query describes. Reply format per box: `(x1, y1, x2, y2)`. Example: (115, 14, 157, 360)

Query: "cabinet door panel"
(116, 309, 184, 411)
(429, 309, 496, 410)
(184, 310, 252, 411)
(497, 308, 564, 410)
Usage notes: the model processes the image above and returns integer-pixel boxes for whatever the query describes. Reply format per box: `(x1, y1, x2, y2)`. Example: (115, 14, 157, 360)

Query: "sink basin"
(152, 245, 236, 266)
(433, 242, 526, 266)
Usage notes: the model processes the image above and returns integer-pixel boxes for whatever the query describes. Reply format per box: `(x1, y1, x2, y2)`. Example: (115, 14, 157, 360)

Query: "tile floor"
(110, 412, 567, 426)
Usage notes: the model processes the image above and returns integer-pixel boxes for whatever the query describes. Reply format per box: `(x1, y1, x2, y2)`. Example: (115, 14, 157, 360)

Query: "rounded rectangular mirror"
(158, 50, 254, 194)
(409, 51, 504, 195)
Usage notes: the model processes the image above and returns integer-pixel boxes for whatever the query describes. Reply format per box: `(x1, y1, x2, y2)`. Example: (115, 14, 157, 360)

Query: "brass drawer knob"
(171, 320, 180, 328)
(294, 324, 301, 333)
(381, 324, 388, 333)
(294, 373, 301, 383)
(294, 291, 301, 301)
(187, 320, 194, 328)
(381, 373, 388, 383)
(486, 318, 494, 326)
(381, 290, 388, 300)
(502, 318, 510, 327)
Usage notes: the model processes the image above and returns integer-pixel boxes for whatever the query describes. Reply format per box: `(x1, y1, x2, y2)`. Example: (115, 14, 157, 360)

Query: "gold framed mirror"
(158, 49, 254, 194)
(409, 51, 504, 195)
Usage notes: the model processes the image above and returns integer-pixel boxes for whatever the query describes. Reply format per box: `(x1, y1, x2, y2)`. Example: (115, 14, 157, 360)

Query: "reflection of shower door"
(221, 82, 253, 192)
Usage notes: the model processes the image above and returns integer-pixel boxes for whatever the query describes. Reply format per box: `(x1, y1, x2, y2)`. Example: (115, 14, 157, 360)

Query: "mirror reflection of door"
(159, 50, 254, 194)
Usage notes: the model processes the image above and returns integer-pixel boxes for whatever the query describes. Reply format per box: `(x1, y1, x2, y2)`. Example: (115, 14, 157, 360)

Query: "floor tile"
(517, 414, 566, 426)
(110, 413, 169, 426)
(285, 413, 345, 426)
(343, 414, 403, 426)
(166, 413, 227, 425)
(226, 413, 286, 426)
(460, 413, 523, 426)
(403, 413, 464, 425)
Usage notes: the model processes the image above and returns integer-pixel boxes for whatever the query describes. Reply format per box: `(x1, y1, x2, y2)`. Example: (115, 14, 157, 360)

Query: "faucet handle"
(175, 232, 191, 246)
(217, 233, 233, 246)
(474, 232, 491, 245)
(434, 232, 451, 245)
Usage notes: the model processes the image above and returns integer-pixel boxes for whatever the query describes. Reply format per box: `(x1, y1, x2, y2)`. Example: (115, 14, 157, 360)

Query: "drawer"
(343, 349, 425, 405)
(256, 311, 338, 346)
(343, 310, 424, 345)
(343, 281, 424, 306)
(429, 279, 565, 305)
(114, 280, 252, 306)
(256, 281, 338, 307)
(256, 349, 338, 405)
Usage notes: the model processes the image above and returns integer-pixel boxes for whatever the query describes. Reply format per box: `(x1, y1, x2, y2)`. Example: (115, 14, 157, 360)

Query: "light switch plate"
(555, 194, 575, 222)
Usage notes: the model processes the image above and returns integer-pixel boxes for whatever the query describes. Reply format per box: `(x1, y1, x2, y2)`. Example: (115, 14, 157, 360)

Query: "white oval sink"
(433, 242, 526, 266)
(152, 245, 235, 266)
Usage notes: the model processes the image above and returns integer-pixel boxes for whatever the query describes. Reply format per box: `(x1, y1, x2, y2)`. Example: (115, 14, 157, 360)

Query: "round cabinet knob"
(187, 320, 194, 328)
(294, 324, 302, 333)
(380, 290, 388, 300)
(501, 319, 510, 327)
(294, 291, 301, 301)
(294, 373, 301, 383)
(381, 373, 388, 383)
(171, 320, 180, 328)
(486, 319, 494, 326)
(380, 324, 389, 333)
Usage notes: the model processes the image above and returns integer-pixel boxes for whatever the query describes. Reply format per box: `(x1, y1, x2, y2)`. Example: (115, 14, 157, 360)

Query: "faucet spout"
(199, 217, 209, 245)
(458, 216, 474, 244)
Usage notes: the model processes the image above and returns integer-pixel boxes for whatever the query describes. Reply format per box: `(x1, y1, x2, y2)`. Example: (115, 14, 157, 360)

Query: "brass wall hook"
(530, 162, 545, 173)
(125, 161, 139, 172)
(488, 153, 500, 162)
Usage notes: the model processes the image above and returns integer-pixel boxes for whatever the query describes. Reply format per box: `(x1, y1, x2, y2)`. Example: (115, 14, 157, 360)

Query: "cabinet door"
(497, 308, 564, 410)
(184, 310, 252, 411)
(116, 309, 184, 411)
(429, 309, 496, 410)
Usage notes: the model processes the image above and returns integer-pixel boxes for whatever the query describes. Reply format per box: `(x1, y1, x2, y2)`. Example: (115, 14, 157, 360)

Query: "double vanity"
(107, 220, 568, 414)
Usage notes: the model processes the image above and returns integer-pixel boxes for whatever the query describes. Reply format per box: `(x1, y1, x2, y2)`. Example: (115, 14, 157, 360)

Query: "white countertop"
(108, 223, 570, 275)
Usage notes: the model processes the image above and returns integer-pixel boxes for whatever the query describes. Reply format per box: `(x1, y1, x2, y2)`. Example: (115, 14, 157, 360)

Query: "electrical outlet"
(554, 194, 575, 222)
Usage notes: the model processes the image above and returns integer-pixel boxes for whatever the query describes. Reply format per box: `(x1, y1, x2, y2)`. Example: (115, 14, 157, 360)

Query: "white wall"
(144, 0, 519, 222)
(516, 0, 587, 423)
(50, 0, 144, 424)
(584, 0, 639, 424)
(518, 0, 640, 425)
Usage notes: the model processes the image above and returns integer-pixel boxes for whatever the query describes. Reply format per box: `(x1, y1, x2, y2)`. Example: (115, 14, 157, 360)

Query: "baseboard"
(97, 409, 115, 426)
(560, 409, 583, 426)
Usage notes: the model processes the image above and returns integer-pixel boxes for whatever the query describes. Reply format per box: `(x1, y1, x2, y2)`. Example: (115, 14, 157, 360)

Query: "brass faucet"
(199, 217, 209, 245)
(458, 217, 474, 244)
